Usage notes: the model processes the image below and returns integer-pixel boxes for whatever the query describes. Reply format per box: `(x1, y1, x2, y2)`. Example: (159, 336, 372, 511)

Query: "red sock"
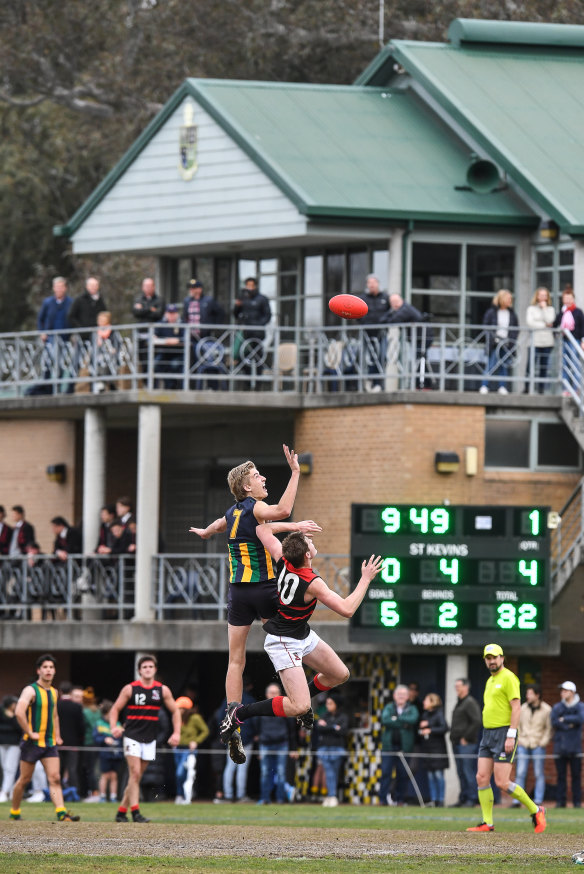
(118, 806, 127, 813)
(271, 695, 286, 717)
(314, 674, 332, 692)
(131, 805, 139, 812)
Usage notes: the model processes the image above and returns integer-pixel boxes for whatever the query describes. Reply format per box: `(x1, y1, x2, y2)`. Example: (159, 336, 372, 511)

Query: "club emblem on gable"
(179, 101, 198, 180)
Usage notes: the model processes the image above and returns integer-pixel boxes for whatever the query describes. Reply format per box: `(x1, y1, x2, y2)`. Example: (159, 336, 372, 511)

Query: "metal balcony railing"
(0, 553, 350, 621)
(0, 321, 581, 401)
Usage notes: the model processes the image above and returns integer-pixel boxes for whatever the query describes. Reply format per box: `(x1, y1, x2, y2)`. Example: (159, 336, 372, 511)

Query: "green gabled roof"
(382, 19, 584, 234)
(56, 77, 535, 240)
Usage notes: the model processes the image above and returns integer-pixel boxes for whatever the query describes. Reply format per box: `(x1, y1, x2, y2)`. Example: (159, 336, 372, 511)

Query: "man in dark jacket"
(233, 277, 271, 381)
(9, 506, 35, 556)
(450, 678, 482, 807)
(33, 277, 73, 394)
(256, 682, 297, 805)
(57, 682, 85, 795)
(0, 506, 13, 556)
(133, 277, 165, 375)
(68, 277, 107, 333)
(552, 681, 584, 808)
(379, 684, 419, 806)
(51, 517, 82, 561)
(359, 274, 390, 391)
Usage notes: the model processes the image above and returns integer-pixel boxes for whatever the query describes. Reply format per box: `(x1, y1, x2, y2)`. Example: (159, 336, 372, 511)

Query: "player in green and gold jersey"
(9, 654, 79, 822)
(466, 643, 546, 834)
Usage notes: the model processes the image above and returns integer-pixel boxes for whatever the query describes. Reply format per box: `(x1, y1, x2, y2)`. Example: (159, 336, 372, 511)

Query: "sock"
(477, 786, 494, 825)
(237, 697, 286, 719)
(56, 807, 67, 820)
(10, 808, 21, 816)
(131, 805, 140, 812)
(118, 806, 127, 814)
(307, 674, 332, 698)
(508, 782, 538, 815)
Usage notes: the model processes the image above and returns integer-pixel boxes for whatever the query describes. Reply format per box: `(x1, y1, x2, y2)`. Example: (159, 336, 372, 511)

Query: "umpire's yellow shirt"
(482, 667, 520, 728)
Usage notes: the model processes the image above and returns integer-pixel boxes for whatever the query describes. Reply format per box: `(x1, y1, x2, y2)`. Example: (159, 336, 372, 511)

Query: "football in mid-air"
(328, 294, 368, 320)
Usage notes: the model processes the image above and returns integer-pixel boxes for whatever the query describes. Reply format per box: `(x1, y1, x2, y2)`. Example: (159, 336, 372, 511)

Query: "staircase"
(551, 476, 584, 599)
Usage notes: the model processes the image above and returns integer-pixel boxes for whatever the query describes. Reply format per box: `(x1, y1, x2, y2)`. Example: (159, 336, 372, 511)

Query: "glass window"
(536, 250, 553, 268)
(349, 251, 368, 293)
(467, 245, 514, 293)
(372, 249, 389, 291)
(412, 292, 459, 323)
(537, 422, 580, 468)
(412, 243, 461, 290)
(485, 419, 530, 468)
(304, 255, 323, 327)
(465, 294, 497, 327)
(260, 258, 278, 275)
(559, 249, 574, 267)
(238, 259, 257, 284)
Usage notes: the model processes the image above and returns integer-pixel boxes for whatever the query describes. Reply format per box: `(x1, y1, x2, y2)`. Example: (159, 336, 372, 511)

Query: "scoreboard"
(349, 504, 551, 649)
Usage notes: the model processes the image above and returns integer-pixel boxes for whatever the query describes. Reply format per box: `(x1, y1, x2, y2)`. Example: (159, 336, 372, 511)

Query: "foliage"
(1, 0, 584, 329)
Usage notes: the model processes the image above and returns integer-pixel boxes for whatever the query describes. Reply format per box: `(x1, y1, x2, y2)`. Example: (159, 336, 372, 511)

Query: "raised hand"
(296, 520, 322, 535)
(361, 555, 383, 583)
(283, 443, 299, 472)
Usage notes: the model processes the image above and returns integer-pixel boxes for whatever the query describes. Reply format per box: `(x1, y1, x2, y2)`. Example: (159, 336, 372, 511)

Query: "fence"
(1, 321, 583, 403)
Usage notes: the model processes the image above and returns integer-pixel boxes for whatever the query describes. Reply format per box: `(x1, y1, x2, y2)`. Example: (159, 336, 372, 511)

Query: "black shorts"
(20, 739, 59, 764)
(478, 726, 518, 764)
(227, 580, 278, 626)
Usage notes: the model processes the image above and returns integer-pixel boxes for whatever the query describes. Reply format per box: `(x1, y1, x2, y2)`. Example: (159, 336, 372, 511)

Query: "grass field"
(0, 801, 582, 872)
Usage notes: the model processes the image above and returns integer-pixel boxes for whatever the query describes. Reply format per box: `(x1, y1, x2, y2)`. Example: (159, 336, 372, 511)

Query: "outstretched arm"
(257, 521, 321, 562)
(306, 555, 383, 619)
(189, 516, 227, 539)
(253, 444, 300, 522)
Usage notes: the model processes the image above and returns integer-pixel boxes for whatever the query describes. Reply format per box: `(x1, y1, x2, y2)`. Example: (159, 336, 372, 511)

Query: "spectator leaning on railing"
(514, 684, 551, 809)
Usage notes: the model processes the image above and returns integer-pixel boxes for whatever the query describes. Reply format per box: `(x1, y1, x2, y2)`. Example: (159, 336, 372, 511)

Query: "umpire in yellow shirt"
(466, 643, 546, 833)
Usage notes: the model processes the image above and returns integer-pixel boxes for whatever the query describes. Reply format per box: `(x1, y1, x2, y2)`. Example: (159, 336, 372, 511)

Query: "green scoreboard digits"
(349, 505, 551, 649)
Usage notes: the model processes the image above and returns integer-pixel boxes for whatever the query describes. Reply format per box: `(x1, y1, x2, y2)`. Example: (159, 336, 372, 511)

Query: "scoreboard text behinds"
(349, 504, 551, 648)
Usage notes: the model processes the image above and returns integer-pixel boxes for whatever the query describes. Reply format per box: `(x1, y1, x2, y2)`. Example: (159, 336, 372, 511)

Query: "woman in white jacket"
(524, 287, 556, 393)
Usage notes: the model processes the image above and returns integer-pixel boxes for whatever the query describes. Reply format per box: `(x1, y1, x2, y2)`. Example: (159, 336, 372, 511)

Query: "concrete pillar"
(83, 408, 106, 553)
(134, 405, 161, 621)
(573, 240, 584, 307)
(444, 652, 469, 806)
(388, 229, 404, 296)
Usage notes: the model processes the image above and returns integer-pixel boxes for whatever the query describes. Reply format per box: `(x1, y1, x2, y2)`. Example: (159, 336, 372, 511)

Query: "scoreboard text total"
(350, 504, 551, 647)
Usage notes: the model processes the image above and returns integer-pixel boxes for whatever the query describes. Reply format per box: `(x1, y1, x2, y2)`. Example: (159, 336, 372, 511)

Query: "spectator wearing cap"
(551, 681, 584, 808)
(154, 304, 184, 389)
(173, 696, 209, 804)
(182, 280, 226, 385)
(132, 277, 165, 374)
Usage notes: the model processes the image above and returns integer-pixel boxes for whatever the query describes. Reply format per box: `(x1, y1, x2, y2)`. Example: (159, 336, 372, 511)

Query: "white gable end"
(71, 96, 307, 255)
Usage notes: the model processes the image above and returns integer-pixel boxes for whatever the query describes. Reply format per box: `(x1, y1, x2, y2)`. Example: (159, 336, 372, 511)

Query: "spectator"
(449, 678, 481, 808)
(383, 293, 423, 327)
(233, 277, 271, 382)
(95, 505, 116, 553)
(0, 695, 21, 802)
(115, 497, 134, 530)
(524, 287, 556, 394)
(36, 276, 73, 395)
(418, 693, 449, 807)
(57, 682, 85, 797)
(382, 294, 426, 388)
(316, 694, 348, 807)
(93, 700, 123, 803)
(214, 681, 257, 804)
(359, 274, 390, 391)
(0, 506, 12, 555)
(109, 518, 134, 556)
(479, 289, 519, 395)
(256, 682, 297, 806)
(379, 684, 419, 806)
(173, 696, 209, 805)
(93, 311, 121, 393)
(408, 682, 424, 718)
(514, 684, 552, 809)
(9, 506, 35, 556)
(553, 285, 584, 396)
(68, 277, 107, 334)
(551, 681, 584, 808)
(51, 517, 82, 562)
(154, 304, 185, 389)
(182, 278, 225, 342)
(132, 277, 165, 375)
(80, 687, 101, 802)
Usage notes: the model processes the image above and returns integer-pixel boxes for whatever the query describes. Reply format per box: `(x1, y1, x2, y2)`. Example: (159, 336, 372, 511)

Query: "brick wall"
(0, 419, 77, 552)
(293, 404, 579, 555)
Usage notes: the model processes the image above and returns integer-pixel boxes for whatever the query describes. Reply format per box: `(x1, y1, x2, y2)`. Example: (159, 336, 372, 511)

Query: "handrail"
(0, 321, 573, 398)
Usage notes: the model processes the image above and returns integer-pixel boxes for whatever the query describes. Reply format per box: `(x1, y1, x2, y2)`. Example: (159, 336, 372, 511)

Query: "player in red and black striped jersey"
(219, 528, 382, 742)
(189, 444, 320, 765)
(109, 654, 180, 823)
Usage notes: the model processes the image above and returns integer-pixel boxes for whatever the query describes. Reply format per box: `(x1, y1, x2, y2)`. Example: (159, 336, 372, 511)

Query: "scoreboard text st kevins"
(349, 504, 551, 649)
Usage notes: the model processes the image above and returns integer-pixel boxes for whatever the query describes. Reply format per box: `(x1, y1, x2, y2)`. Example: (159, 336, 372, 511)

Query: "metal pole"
(379, 0, 384, 47)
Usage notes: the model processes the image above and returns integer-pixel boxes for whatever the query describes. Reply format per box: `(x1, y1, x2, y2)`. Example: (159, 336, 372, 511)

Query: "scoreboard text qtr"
(349, 504, 551, 648)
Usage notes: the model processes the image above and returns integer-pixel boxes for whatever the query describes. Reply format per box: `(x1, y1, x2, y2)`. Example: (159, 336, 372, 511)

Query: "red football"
(328, 294, 368, 320)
